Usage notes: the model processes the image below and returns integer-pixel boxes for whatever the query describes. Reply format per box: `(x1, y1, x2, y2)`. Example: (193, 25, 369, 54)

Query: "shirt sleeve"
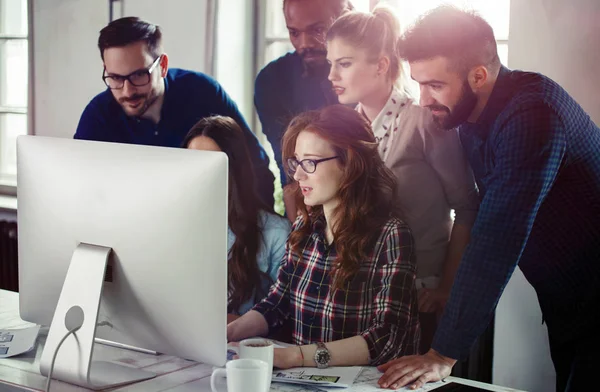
(420, 110, 480, 227)
(74, 99, 109, 141)
(266, 219, 292, 283)
(432, 102, 567, 360)
(209, 77, 275, 208)
(361, 221, 420, 365)
(254, 69, 290, 186)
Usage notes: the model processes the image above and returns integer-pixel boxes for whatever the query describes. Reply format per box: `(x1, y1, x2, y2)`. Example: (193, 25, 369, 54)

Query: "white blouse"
(357, 89, 479, 280)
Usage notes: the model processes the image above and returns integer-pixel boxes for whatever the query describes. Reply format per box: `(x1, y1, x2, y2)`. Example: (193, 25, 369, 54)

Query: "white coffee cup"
(210, 358, 268, 392)
(239, 338, 274, 392)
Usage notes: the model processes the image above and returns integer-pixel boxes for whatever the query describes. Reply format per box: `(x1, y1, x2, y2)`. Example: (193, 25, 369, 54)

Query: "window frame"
(0, 0, 31, 195)
(259, 1, 511, 72)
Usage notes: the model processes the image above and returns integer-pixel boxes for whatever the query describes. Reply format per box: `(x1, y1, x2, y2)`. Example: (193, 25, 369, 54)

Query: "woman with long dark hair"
(227, 105, 420, 368)
(183, 116, 290, 320)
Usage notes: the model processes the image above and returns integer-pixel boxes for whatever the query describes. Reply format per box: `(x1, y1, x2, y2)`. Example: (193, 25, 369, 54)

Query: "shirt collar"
(459, 65, 513, 139)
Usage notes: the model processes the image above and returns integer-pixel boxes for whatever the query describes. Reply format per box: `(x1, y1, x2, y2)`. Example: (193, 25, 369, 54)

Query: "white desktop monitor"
(16, 135, 228, 390)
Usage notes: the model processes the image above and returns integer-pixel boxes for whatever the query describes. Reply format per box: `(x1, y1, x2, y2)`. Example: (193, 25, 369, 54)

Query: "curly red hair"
(282, 105, 400, 289)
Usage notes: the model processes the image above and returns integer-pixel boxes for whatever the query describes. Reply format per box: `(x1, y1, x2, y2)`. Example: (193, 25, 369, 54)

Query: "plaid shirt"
(253, 214, 420, 365)
(433, 66, 600, 360)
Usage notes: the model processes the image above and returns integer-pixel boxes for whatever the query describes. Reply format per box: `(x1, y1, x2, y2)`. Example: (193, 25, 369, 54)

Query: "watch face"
(316, 349, 330, 364)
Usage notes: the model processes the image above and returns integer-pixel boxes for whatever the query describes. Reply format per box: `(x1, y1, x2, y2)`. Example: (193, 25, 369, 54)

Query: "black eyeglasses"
(102, 56, 161, 89)
(287, 156, 339, 175)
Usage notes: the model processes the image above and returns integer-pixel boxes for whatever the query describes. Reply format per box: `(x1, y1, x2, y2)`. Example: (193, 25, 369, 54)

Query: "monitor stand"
(40, 243, 156, 390)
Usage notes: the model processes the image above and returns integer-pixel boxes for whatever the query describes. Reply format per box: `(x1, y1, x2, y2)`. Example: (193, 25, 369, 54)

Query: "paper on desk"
(272, 366, 363, 388)
(268, 367, 448, 391)
(0, 325, 40, 358)
(227, 340, 361, 388)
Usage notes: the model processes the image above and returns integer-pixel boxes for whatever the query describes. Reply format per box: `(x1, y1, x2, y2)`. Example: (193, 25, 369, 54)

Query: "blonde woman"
(326, 7, 479, 352)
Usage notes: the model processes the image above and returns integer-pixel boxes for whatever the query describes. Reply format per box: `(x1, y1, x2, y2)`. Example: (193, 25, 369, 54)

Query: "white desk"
(0, 290, 524, 392)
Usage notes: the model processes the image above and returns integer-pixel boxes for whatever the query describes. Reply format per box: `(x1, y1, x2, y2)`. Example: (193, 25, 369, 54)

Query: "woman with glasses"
(182, 116, 291, 321)
(227, 105, 420, 369)
(326, 7, 479, 353)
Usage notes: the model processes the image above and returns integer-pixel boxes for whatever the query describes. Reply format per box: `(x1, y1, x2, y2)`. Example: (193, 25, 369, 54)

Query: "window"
(381, 0, 510, 64)
(261, 0, 510, 70)
(261, 0, 371, 69)
(0, 0, 28, 189)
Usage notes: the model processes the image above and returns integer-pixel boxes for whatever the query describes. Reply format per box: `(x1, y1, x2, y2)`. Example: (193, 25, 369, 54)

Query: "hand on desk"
(377, 349, 455, 390)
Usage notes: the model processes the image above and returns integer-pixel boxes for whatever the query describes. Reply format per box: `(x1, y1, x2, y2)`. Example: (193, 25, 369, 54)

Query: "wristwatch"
(313, 342, 331, 369)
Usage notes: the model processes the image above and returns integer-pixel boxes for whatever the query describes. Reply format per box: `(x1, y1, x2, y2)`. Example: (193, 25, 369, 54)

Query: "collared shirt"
(254, 52, 337, 186)
(433, 66, 600, 360)
(357, 89, 479, 279)
(74, 68, 275, 207)
(253, 214, 420, 365)
(228, 211, 291, 315)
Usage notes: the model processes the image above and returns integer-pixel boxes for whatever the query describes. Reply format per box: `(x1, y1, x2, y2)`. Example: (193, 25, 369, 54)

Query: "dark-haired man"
(377, 6, 600, 392)
(75, 17, 275, 207)
(255, 0, 352, 217)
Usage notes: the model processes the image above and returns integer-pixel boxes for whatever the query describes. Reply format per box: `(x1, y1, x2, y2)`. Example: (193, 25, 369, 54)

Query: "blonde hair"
(326, 6, 409, 90)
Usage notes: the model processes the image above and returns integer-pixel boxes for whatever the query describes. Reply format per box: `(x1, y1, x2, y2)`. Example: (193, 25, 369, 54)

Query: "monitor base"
(39, 243, 156, 389)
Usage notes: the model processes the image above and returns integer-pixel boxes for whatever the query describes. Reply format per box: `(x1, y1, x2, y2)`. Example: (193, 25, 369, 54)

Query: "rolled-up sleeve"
(361, 222, 420, 365)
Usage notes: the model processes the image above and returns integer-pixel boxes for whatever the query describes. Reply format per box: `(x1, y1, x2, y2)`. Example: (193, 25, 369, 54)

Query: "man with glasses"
(75, 17, 275, 207)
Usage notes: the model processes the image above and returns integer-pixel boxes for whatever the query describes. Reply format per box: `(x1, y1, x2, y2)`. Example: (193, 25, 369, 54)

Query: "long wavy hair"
(282, 105, 400, 289)
(182, 116, 273, 313)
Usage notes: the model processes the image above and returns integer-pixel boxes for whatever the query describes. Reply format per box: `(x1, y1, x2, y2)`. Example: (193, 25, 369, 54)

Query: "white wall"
(494, 270, 555, 392)
(121, 0, 213, 74)
(494, 1, 600, 391)
(32, 0, 107, 139)
(507, 0, 600, 124)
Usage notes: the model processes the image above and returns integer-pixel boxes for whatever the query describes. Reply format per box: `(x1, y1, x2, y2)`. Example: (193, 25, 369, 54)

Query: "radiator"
(0, 220, 18, 292)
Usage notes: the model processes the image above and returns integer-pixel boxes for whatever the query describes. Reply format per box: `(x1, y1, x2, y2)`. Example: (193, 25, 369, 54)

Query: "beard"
(118, 88, 160, 118)
(428, 80, 478, 130)
(298, 48, 329, 77)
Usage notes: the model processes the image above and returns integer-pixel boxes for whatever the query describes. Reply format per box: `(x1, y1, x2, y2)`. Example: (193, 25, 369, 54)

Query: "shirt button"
(154, 131, 159, 136)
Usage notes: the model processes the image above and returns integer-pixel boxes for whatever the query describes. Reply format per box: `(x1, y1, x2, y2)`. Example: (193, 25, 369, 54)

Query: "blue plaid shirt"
(433, 66, 600, 360)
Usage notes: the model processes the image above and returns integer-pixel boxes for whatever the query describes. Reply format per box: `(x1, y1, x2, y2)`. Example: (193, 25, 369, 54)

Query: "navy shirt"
(75, 68, 275, 207)
(255, 52, 337, 186)
(433, 66, 600, 360)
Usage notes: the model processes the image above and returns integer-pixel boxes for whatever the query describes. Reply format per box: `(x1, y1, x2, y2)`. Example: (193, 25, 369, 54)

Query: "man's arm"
(211, 78, 275, 208)
(433, 103, 566, 359)
(377, 103, 567, 390)
(254, 69, 289, 189)
(74, 99, 110, 141)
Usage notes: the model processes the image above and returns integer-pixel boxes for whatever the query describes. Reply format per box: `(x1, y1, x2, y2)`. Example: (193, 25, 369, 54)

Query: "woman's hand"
(273, 346, 304, 369)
